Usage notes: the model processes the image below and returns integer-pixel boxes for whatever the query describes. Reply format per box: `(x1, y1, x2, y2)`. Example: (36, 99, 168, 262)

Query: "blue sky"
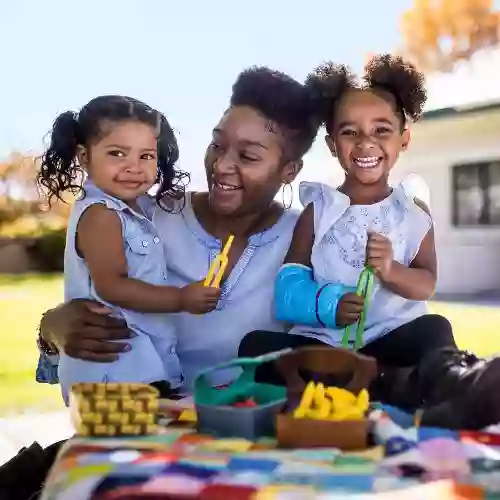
(1, 0, 415, 189)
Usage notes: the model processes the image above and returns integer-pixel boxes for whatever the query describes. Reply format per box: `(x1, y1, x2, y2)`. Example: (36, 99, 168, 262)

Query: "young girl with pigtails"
(240, 55, 500, 430)
(37, 95, 221, 401)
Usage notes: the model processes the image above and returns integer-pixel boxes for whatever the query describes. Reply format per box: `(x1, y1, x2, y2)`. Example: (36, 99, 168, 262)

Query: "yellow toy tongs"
(204, 235, 235, 288)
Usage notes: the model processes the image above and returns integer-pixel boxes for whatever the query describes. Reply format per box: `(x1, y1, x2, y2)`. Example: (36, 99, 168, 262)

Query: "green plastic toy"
(341, 266, 375, 350)
(193, 349, 290, 407)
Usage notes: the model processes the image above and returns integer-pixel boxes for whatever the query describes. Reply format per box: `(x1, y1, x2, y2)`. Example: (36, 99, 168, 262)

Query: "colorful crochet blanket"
(40, 407, 500, 499)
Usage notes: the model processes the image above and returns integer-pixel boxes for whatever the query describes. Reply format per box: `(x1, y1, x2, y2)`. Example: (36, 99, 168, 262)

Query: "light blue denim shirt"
(57, 180, 182, 402)
(154, 193, 299, 388)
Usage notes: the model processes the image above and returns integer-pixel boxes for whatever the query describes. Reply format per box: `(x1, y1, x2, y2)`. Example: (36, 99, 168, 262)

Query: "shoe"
(374, 348, 500, 430)
(420, 354, 500, 430)
(0, 442, 50, 500)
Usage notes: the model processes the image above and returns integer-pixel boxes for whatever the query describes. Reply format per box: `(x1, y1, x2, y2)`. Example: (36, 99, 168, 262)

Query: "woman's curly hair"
(305, 54, 427, 133)
(37, 95, 189, 208)
(230, 66, 320, 162)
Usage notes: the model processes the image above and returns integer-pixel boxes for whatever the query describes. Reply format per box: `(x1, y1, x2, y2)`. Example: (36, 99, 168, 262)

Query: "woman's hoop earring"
(281, 182, 293, 210)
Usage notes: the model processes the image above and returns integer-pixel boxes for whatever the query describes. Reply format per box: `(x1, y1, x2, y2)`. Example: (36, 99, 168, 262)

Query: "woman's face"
(204, 106, 298, 216)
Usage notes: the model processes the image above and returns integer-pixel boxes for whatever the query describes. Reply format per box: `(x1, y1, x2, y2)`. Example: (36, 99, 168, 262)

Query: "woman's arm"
(275, 205, 347, 328)
(376, 199, 437, 301)
(77, 204, 220, 313)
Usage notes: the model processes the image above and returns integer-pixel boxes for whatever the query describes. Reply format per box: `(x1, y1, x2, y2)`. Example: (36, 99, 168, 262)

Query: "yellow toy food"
(293, 381, 369, 421)
(69, 383, 160, 437)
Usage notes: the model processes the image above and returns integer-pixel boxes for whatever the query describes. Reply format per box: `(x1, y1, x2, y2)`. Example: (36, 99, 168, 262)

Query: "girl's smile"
(352, 155, 382, 169)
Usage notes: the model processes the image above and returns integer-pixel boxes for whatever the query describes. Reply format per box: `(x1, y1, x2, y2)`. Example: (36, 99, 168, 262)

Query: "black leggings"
(238, 314, 457, 386)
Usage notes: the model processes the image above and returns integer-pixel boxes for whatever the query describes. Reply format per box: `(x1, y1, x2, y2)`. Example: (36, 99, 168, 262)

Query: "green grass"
(0, 274, 65, 416)
(0, 274, 499, 416)
(429, 301, 500, 357)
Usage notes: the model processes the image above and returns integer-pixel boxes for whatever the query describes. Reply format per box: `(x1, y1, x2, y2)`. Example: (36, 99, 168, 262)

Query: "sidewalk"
(0, 410, 74, 465)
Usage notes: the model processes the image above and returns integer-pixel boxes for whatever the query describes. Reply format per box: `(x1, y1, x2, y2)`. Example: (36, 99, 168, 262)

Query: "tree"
(400, 0, 500, 72)
(0, 152, 39, 200)
(0, 152, 73, 230)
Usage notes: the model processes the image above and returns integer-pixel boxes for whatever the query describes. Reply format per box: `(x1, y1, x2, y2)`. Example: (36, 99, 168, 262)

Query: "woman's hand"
(41, 299, 134, 362)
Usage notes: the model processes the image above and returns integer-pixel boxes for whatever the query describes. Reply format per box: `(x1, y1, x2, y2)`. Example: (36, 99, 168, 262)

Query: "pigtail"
(364, 54, 427, 123)
(155, 113, 189, 207)
(37, 110, 84, 205)
(305, 62, 357, 133)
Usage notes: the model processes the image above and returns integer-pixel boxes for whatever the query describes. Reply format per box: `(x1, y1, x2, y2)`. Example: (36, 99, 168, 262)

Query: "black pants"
(238, 314, 457, 389)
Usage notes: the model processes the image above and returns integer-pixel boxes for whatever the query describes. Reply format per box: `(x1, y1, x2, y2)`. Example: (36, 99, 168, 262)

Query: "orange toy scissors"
(204, 235, 235, 288)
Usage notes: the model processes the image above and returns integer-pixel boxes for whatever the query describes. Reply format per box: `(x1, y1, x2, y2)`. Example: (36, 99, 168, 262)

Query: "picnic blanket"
(40, 404, 500, 499)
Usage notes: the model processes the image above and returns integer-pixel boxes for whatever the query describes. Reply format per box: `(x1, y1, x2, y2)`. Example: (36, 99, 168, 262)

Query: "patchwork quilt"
(40, 408, 500, 499)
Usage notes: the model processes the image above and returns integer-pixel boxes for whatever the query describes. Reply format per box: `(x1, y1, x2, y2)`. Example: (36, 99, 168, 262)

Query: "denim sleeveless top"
(58, 180, 182, 402)
(290, 180, 432, 347)
(153, 193, 299, 388)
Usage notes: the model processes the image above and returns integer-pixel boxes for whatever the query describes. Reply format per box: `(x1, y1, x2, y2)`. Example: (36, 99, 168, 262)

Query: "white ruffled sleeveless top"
(290, 179, 432, 347)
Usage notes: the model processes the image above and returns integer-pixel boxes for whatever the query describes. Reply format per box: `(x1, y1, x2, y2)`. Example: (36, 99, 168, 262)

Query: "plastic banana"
(293, 382, 370, 421)
(306, 383, 332, 419)
(293, 381, 316, 418)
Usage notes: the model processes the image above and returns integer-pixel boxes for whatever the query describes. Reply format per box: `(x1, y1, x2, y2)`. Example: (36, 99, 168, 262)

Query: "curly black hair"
(230, 66, 320, 162)
(305, 54, 427, 134)
(37, 95, 189, 207)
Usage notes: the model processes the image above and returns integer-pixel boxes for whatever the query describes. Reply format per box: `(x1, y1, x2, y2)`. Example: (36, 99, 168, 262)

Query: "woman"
(37, 65, 499, 419)
(0, 66, 320, 500)
(4, 65, 497, 500)
(37, 66, 319, 389)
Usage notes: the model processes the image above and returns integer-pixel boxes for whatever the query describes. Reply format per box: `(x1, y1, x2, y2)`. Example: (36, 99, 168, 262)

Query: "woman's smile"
(212, 178, 243, 192)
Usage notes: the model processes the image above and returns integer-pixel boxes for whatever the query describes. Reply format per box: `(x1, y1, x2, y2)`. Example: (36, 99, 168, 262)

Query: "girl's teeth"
(354, 157, 380, 168)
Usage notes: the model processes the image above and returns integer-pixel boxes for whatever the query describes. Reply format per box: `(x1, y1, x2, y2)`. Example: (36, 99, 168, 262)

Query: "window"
(452, 161, 500, 226)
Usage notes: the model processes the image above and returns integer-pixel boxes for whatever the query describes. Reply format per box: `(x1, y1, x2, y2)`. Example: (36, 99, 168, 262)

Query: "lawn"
(0, 274, 499, 416)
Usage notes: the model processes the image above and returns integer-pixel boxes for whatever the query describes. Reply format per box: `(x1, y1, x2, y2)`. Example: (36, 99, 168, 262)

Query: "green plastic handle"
(193, 348, 292, 405)
(341, 267, 375, 350)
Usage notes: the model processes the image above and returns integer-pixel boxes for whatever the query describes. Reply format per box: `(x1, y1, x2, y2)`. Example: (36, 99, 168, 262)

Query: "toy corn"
(69, 383, 160, 437)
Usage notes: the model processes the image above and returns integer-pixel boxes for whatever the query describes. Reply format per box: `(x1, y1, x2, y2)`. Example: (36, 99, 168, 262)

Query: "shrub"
(29, 228, 66, 272)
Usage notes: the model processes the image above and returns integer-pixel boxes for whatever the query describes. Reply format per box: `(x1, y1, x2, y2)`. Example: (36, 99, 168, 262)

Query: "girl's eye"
(141, 153, 156, 160)
(109, 150, 125, 157)
(209, 141, 221, 150)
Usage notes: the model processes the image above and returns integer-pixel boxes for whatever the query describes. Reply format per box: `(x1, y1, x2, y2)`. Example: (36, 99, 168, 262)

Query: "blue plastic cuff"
(274, 264, 348, 329)
(316, 282, 347, 329)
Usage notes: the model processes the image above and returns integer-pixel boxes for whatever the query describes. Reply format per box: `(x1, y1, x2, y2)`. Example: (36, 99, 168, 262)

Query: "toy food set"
(275, 345, 378, 450)
(69, 382, 160, 437)
(193, 350, 289, 440)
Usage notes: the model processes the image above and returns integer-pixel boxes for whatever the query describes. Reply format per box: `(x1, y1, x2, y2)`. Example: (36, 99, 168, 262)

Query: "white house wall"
(392, 108, 500, 294)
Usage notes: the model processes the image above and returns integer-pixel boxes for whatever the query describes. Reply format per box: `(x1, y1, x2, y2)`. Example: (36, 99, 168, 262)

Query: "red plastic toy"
(232, 398, 257, 408)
